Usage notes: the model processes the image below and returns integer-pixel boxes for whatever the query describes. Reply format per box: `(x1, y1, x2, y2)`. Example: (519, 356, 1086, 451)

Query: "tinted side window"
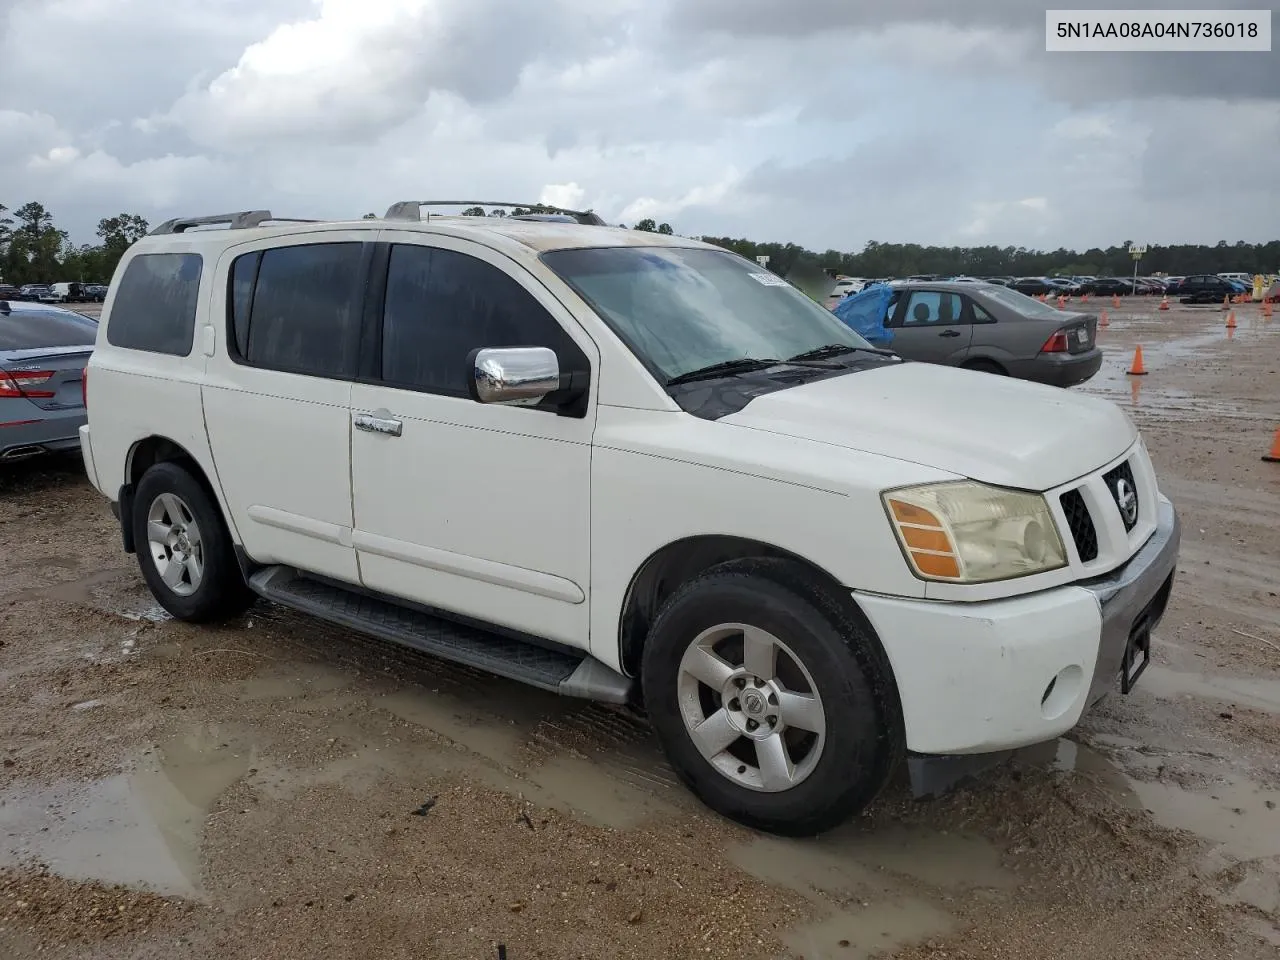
(970, 300, 995, 323)
(236, 243, 364, 379)
(902, 291, 965, 325)
(229, 251, 260, 359)
(381, 245, 584, 396)
(106, 253, 202, 356)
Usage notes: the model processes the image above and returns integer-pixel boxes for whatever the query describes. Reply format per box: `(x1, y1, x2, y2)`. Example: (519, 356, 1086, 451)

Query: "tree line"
(5, 197, 1276, 287)
(0, 201, 149, 286)
(703, 237, 1280, 281)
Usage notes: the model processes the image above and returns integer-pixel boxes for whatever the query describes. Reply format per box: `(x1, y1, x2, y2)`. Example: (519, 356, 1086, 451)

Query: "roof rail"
(383, 201, 607, 227)
(148, 211, 323, 236)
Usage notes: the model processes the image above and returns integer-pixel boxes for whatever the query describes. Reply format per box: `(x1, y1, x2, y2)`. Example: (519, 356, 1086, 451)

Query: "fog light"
(1040, 664, 1084, 721)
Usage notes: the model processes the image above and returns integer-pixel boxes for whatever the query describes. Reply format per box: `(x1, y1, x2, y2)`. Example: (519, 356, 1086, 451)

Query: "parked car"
(0, 299, 96, 462)
(48, 282, 90, 303)
(866, 281, 1101, 387)
(1010, 276, 1054, 296)
(19, 284, 52, 302)
(83, 283, 109, 302)
(823, 276, 866, 309)
(81, 205, 1178, 837)
(0, 284, 25, 302)
(1083, 277, 1133, 297)
(1164, 274, 1238, 304)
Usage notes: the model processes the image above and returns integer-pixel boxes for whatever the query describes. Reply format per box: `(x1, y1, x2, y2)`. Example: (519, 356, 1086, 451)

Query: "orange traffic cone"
(1082, 292, 1090, 302)
(1100, 309, 1109, 327)
(1223, 295, 1230, 310)
(1263, 427, 1280, 463)
(1264, 300, 1274, 319)
(1157, 295, 1169, 311)
(1127, 345, 1148, 376)
(1226, 310, 1237, 329)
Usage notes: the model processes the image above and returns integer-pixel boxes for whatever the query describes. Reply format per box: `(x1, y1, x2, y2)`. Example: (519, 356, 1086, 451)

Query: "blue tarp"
(832, 283, 894, 346)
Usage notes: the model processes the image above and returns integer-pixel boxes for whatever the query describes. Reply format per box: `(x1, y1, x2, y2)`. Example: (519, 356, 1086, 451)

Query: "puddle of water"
(1126, 774, 1280, 862)
(0, 724, 254, 898)
(783, 900, 956, 960)
(1141, 666, 1280, 715)
(378, 687, 679, 828)
(5, 569, 122, 606)
(236, 662, 354, 701)
(1022, 736, 1280, 871)
(827, 823, 1015, 892)
(731, 833, 963, 959)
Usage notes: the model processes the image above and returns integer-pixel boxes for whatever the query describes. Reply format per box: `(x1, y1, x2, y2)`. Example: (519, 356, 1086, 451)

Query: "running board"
(247, 566, 633, 704)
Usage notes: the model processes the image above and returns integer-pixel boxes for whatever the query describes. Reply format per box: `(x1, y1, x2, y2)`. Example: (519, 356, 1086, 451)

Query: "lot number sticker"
(749, 272, 788, 287)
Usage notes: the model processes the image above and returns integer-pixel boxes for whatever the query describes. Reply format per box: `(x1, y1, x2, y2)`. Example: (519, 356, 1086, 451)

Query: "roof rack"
(148, 211, 323, 236)
(383, 200, 607, 227)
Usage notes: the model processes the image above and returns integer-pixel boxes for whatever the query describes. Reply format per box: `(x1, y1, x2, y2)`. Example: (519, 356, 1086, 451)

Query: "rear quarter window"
(105, 253, 203, 356)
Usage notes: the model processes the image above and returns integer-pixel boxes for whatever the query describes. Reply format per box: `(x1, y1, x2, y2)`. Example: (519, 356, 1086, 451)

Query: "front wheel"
(642, 559, 902, 836)
(132, 462, 255, 623)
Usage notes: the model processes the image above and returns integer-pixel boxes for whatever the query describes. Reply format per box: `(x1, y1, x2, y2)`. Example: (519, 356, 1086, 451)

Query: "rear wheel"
(642, 559, 901, 836)
(132, 462, 254, 623)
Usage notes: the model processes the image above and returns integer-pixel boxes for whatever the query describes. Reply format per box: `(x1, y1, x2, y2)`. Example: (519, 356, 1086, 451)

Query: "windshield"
(541, 246, 872, 382)
(980, 285, 1070, 319)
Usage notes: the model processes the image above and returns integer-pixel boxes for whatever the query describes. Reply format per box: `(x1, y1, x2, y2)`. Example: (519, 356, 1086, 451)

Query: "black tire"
(132, 462, 254, 623)
(641, 558, 902, 837)
(962, 358, 1006, 376)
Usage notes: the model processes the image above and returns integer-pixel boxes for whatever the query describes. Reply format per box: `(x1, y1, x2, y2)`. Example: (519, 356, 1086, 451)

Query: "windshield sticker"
(748, 272, 788, 287)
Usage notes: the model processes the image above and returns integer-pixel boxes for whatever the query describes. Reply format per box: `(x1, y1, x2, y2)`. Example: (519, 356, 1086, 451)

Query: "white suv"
(80, 203, 1180, 836)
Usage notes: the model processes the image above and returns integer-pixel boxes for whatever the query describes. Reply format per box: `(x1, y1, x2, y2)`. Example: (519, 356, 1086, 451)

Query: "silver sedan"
(879, 280, 1102, 387)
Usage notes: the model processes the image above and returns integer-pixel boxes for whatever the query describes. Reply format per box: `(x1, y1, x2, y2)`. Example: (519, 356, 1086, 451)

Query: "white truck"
(80, 203, 1180, 836)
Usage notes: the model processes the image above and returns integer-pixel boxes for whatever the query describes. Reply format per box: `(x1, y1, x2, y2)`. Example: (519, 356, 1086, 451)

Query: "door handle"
(353, 413, 403, 437)
(938, 329, 962, 338)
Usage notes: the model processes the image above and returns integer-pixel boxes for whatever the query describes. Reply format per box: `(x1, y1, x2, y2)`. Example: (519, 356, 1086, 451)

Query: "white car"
(80, 204, 1180, 836)
(823, 276, 865, 308)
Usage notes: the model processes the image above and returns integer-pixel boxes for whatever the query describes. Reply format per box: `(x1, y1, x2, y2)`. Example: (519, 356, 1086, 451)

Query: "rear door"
(201, 233, 370, 584)
(885, 289, 972, 366)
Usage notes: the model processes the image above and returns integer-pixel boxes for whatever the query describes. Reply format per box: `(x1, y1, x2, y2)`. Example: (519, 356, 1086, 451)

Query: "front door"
(886, 289, 973, 366)
(349, 234, 599, 650)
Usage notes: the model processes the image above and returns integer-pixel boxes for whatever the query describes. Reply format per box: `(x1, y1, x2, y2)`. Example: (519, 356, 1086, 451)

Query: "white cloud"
(539, 182, 587, 210)
(619, 169, 745, 224)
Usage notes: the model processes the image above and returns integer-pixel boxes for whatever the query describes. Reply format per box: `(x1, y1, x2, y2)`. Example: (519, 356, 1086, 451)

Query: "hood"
(720, 362, 1136, 492)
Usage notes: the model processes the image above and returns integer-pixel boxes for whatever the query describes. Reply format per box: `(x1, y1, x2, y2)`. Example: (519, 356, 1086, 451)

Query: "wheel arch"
(617, 537, 902, 717)
(961, 356, 1009, 374)
(121, 436, 237, 553)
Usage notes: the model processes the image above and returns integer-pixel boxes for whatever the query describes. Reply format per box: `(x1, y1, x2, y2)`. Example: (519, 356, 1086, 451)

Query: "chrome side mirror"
(469, 347, 561, 405)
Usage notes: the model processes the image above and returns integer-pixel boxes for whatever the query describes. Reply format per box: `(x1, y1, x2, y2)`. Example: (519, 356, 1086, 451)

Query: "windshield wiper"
(788, 344, 892, 362)
(666, 357, 782, 385)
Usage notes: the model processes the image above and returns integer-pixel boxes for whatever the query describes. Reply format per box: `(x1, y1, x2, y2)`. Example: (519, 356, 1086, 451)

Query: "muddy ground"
(1, 298, 1278, 960)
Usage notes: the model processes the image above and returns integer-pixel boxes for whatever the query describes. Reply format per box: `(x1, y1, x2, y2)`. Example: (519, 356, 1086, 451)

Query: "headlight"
(882, 481, 1067, 583)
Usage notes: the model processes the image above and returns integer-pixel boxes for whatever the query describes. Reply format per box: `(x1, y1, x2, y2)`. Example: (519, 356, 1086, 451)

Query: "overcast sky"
(1, 0, 1276, 250)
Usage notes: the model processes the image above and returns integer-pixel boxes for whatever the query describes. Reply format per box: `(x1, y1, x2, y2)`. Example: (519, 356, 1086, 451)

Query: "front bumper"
(858, 495, 1180, 756)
